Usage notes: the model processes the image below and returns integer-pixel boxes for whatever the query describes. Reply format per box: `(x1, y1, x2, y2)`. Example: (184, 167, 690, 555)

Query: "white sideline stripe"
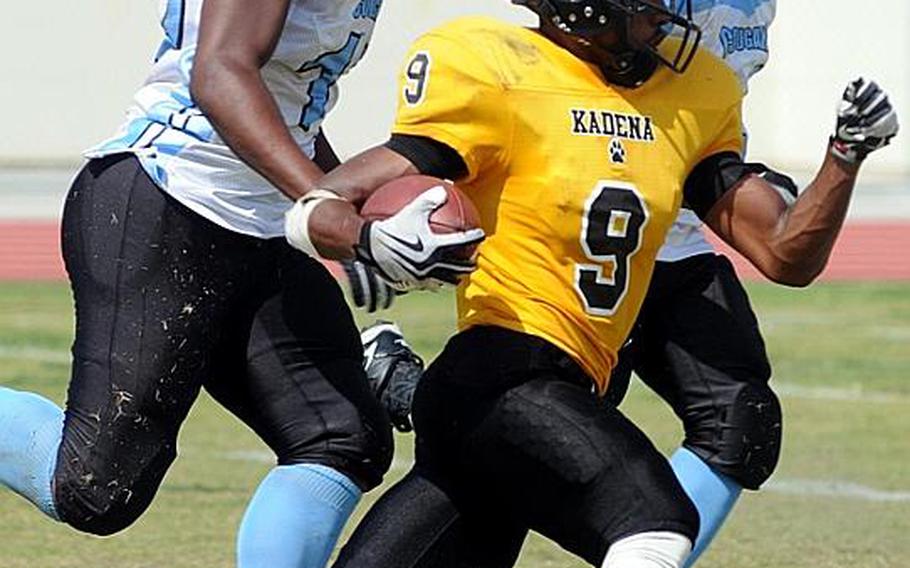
(773, 383, 910, 404)
(218, 451, 910, 504)
(765, 478, 910, 503)
(0, 345, 69, 364)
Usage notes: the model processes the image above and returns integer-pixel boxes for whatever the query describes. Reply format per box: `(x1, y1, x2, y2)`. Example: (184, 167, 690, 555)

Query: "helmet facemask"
(514, 0, 702, 88)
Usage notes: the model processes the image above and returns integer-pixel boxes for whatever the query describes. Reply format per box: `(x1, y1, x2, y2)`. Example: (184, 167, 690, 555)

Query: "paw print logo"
(609, 138, 626, 164)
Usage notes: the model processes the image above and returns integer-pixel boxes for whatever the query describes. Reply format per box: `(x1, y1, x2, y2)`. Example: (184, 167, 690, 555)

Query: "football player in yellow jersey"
(282, 1, 899, 566)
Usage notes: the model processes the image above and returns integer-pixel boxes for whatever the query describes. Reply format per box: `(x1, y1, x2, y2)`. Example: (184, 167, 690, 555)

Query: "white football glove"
(831, 78, 899, 164)
(355, 186, 485, 290)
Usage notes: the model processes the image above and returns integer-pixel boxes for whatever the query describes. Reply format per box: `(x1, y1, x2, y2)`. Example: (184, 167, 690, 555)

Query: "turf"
(0, 281, 908, 568)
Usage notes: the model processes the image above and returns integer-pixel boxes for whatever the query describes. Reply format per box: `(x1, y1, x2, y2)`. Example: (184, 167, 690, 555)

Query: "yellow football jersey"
(392, 16, 744, 392)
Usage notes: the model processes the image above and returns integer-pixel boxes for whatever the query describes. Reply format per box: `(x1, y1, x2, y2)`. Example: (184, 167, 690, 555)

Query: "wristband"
(284, 189, 346, 257)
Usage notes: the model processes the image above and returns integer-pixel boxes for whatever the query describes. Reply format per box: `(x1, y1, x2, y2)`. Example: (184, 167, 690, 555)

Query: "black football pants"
(608, 253, 782, 489)
(55, 154, 392, 535)
(334, 326, 698, 568)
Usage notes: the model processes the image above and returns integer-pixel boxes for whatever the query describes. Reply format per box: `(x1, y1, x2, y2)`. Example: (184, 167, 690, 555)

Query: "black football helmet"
(513, 0, 702, 88)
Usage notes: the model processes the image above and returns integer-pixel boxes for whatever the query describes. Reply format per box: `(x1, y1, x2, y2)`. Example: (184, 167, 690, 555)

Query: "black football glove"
(361, 321, 424, 432)
(342, 259, 397, 312)
(830, 78, 899, 164)
(355, 186, 484, 290)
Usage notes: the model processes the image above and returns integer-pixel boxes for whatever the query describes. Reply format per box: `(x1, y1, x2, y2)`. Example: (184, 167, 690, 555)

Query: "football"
(361, 175, 481, 235)
(361, 175, 482, 260)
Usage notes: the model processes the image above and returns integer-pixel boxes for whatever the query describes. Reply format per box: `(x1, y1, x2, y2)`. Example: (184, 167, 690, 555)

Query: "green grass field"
(1, 281, 908, 568)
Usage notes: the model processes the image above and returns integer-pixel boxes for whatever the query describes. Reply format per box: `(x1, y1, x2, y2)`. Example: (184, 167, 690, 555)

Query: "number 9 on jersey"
(575, 182, 649, 316)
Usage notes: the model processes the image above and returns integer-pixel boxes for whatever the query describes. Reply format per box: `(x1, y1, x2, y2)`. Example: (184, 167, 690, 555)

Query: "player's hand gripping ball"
(355, 176, 484, 290)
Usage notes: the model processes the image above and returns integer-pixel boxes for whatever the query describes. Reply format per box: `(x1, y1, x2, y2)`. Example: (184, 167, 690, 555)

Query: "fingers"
(342, 259, 396, 312)
(846, 78, 863, 98)
(425, 253, 479, 285)
(833, 77, 900, 163)
(403, 185, 449, 215)
(342, 260, 369, 308)
(378, 281, 395, 310)
(844, 78, 889, 120)
(851, 79, 879, 108)
(867, 101, 894, 129)
(433, 227, 486, 248)
(429, 269, 471, 286)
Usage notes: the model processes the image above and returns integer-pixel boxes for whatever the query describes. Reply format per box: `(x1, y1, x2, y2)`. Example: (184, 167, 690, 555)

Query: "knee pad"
(285, 420, 394, 493)
(54, 443, 175, 536)
(694, 383, 782, 490)
(345, 422, 395, 491)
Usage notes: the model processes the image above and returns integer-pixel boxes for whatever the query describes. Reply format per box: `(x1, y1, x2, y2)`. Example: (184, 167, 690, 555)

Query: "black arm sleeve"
(385, 134, 469, 181)
(683, 152, 799, 219)
(314, 129, 341, 172)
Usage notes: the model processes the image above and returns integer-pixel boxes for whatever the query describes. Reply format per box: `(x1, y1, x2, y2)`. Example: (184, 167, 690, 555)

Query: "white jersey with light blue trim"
(658, 0, 776, 262)
(85, 0, 383, 238)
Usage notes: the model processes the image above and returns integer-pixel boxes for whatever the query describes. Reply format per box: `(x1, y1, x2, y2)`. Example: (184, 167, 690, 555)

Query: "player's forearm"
(710, 78, 898, 287)
(317, 146, 418, 203)
(703, 151, 857, 287)
(302, 146, 419, 259)
(191, 59, 325, 200)
(765, 150, 860, 285)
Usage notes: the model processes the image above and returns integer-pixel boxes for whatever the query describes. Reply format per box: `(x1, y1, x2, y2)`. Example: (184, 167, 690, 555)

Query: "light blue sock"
(0, 386, 63, 520)
(237, 463, 362, 568)
(670, 447, 742, 567)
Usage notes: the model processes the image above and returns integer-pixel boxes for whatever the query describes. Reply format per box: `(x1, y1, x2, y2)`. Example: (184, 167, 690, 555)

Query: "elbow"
(748, 233, 832, 287)
(189, 58, 219, 112)
(767, 271, 817, 288)
(760, 257, 825, 288)
(190, 55, 245, 114)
